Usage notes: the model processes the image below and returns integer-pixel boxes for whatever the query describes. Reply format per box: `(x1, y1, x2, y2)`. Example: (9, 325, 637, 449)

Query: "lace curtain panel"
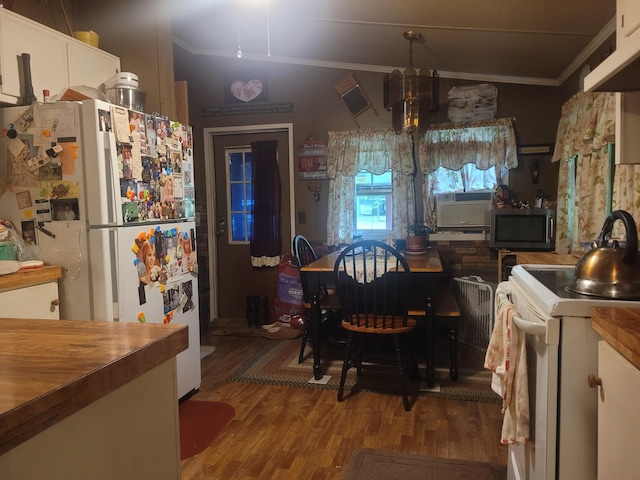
(326, 129, 415, 246)
(418, 117, 518, 229)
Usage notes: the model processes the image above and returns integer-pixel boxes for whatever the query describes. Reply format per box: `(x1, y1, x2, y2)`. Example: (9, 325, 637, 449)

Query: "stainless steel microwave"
(489, 208, 555, 250)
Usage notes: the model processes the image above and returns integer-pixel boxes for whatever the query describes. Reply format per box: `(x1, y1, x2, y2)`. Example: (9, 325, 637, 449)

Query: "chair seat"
(342, 316, 417, 334)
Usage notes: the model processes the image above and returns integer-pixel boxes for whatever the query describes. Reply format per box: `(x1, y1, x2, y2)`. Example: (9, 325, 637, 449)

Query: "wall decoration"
(447, 83, 498, 123)
(202, 103, 292, 117)
(16, 190, 32, 209)
(224, 70, 268, 104)
(517, 144, 554, 156)
(21, 220, 36, 245)
(334, 73, 377, 126)
(51, 198, 79, 221)
(298, 136, 328, 180)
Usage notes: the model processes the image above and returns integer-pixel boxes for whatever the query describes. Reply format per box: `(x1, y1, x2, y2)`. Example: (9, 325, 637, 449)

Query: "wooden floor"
(180, 324, 508, 479)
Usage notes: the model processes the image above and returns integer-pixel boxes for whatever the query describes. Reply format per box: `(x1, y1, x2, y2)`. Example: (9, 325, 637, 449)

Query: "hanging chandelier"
(384, 31, 439, 135)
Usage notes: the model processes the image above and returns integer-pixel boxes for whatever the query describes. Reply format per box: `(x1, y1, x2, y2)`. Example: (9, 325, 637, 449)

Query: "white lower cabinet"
(0, 281, 60, 319)
(597, 340, 640, 479)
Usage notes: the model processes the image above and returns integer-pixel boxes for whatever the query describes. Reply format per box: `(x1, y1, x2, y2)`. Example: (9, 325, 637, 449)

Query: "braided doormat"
(343, 449, 506, 480)
(227, 338, 501, 404)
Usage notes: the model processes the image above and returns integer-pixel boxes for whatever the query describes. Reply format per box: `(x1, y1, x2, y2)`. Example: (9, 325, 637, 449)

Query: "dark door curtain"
(250, 140, 282, 267)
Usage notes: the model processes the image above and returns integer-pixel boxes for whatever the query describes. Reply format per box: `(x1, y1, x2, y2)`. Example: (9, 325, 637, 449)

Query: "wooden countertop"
(0, 318, 187, 456)
(514, 252, 580, 265)
(0, 265, 63, 292)
(301, 246, 443, 273)
(592, 307, 640, 370)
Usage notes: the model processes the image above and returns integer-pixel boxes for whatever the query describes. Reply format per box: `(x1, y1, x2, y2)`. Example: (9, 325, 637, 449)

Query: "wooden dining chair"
(333, 240, 417, 411)
(293, 235, 340, 363)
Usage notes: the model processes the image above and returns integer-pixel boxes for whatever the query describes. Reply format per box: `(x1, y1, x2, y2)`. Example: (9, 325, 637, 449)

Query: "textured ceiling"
(172, 0, 616, 86)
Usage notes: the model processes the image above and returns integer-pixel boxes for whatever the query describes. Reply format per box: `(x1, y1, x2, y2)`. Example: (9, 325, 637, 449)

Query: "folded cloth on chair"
(484, 298, 530, 445)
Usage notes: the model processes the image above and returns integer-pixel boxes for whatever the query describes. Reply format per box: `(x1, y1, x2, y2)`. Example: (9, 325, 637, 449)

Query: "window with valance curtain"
(326, 129, 415, 246)
(418, 117, 518, 230)
(551, 91, 640, 254)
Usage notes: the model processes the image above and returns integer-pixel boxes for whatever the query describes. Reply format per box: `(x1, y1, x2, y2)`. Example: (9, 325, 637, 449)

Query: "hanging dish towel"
(484, 298, 530, 445)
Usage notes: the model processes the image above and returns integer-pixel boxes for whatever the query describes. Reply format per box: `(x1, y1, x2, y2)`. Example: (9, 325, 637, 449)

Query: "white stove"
(512, 264, 640, 317)
(500, 265, 640, 480)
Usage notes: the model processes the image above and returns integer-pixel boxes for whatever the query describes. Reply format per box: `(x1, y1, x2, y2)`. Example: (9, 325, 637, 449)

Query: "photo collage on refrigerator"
(98, 105, 198, 323)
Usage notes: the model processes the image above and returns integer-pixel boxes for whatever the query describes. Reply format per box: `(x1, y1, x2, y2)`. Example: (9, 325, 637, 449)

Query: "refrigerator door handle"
(94, 130, 122, 226)
(105, 132, 122, 225)
(108, 228, 121, 320)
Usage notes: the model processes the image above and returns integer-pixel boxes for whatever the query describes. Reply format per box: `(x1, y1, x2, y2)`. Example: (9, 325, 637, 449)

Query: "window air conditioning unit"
(436, 191, 492, 229)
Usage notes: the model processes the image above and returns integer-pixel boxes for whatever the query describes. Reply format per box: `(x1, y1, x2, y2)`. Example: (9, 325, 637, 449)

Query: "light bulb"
(237, 47, 243, 59)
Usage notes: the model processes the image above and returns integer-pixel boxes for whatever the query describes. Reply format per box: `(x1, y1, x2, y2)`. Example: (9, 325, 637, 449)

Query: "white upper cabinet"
(619, 0, 640, 42)
(0, 9, 120, 106)
(585, 0, 640, 92)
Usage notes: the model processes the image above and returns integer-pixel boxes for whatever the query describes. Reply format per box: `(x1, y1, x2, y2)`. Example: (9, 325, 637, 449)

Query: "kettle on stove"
(569, 210, 640, 299)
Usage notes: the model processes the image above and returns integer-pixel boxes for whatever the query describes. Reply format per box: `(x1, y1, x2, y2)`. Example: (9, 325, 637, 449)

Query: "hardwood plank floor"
(181, 327, 508, 479)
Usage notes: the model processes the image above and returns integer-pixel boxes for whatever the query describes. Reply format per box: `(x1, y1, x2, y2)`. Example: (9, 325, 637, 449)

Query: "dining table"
(300, 245, 445, 386)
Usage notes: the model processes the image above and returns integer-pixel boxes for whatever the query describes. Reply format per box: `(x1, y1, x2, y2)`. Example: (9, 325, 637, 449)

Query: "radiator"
(450, 276, 496, 351)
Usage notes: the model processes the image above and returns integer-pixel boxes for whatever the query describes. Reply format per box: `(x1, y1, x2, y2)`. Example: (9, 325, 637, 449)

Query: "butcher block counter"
(0, 265, 62, 291)
(0, 318, 188, 480)
(592, 307, 640, 370)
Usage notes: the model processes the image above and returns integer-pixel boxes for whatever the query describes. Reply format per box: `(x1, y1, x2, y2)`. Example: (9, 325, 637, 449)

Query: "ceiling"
(171, 0, 616, 87)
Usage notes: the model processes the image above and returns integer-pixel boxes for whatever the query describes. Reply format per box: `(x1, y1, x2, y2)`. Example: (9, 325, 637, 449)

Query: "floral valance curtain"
(552, 92, 615, 254)
(418, 117, 518, 228)
(418, 117, 518, 174)
(326, 129, 414, 246)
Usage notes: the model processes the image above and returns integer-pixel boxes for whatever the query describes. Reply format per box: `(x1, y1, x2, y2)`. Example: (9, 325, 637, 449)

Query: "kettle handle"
(595, 210, 638, 264)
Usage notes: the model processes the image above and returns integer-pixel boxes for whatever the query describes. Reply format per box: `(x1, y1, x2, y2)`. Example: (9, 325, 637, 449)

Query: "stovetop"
(510, 264, 640, 317)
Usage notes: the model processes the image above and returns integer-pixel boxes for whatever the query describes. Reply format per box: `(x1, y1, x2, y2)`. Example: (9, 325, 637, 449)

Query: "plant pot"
(406, 235, 426, 252)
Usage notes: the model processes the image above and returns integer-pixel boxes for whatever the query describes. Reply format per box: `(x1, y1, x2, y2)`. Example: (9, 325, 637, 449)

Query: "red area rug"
(179, 400, 235, 460)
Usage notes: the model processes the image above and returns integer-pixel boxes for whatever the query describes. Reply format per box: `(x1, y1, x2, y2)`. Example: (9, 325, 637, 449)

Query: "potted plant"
(406, 219, 431, 252)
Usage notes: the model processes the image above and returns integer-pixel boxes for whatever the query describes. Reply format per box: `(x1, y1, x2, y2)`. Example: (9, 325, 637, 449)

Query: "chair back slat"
(293, 235, 328, 300)
(334, 240, 411, 330)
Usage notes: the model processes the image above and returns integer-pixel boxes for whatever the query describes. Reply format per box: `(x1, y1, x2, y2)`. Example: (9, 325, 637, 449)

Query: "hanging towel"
(484, 299, 530, 445)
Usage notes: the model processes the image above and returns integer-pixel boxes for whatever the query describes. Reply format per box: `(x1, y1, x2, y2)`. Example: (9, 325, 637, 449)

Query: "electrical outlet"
(298, 211, 306, 224)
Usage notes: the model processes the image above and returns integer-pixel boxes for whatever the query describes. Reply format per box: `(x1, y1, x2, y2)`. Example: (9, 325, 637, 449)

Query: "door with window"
(213, 132, 291, 320)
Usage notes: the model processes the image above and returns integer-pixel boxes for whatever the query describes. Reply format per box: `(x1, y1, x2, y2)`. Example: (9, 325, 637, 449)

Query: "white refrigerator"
(0, 99, 201, 399)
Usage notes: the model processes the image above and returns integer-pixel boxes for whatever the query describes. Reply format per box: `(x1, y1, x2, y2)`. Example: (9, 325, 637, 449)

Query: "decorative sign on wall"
(202, 103, 293, 117)
(447, 83, 498, 123)
(334, 73, 378, 126)
(298, 136, 328, 180)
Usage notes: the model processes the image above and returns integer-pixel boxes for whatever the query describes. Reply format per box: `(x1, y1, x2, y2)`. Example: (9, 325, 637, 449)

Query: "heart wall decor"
(224, 71, 268, 104)
(230, 79, 263, 103)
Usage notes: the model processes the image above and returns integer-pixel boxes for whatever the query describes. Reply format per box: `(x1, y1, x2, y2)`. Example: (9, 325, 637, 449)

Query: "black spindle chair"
(293, 235, 340, 363)
(333, 240, 417, 411)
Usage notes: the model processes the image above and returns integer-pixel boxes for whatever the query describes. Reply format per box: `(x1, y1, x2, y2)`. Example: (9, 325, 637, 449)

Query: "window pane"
(246, 182, 253, 210)
(229, 153, 244, 181)
(226, 148, 253, 243)
(355, 194, 392, 231)
(244, 153, 252, 180)
(230, 183, 245, 211)
(231, 213, 246, 241)
(355, 169, 392, 232)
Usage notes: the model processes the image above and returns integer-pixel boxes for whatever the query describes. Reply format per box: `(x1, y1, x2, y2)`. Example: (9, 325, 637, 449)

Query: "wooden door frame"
(203, 123, 296, 321)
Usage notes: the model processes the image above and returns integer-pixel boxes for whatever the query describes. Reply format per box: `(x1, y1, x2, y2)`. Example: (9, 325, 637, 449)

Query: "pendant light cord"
(266, 0, 272, 57)
(236, 0, 242, 58)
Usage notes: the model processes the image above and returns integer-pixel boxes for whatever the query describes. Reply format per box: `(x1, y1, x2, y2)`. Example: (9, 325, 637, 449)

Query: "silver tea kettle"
(569, 210, 640, 299)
